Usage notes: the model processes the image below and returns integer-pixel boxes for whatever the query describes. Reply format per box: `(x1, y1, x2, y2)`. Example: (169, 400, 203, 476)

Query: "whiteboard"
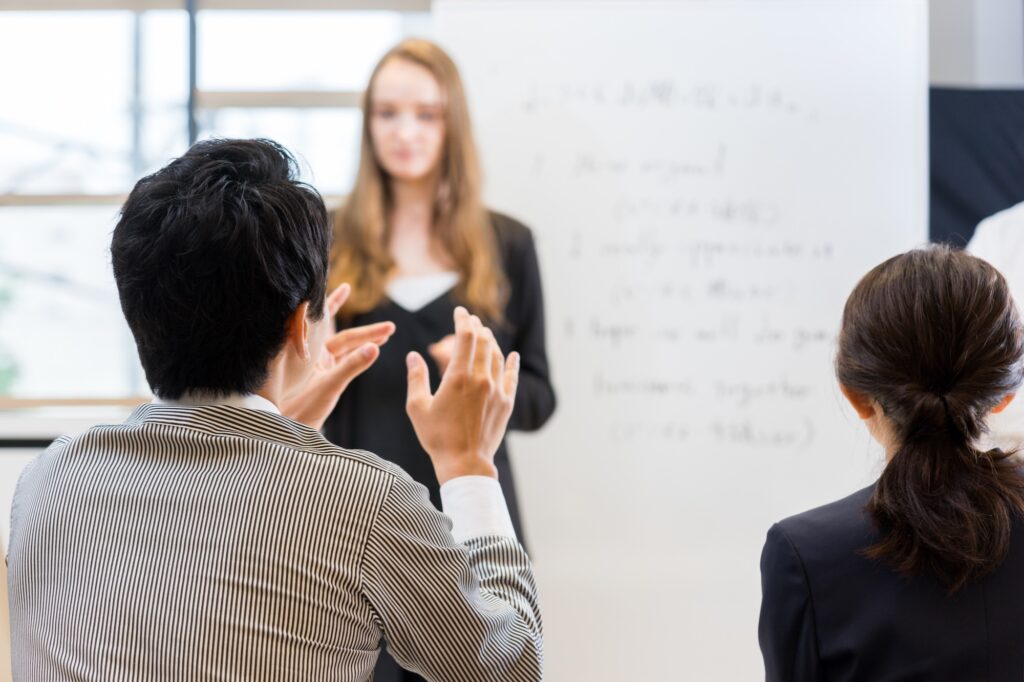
(436, 1, 927, 679)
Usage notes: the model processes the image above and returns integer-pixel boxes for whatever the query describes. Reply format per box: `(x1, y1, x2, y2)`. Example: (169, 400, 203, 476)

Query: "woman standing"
(323, 39, 556, 682)
(759, 246, 1024, 681)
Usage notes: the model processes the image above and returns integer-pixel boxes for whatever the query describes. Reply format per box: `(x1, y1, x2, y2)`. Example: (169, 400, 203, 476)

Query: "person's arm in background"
(758, 524, 822, 682)
(505, 226, 556, 432)
(361, 308, 542, 681)
(965, 210, 1002, 264)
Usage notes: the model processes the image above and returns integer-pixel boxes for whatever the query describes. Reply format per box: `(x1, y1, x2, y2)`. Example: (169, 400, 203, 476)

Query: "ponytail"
(865, 391, 1024, 593)
(838, 246, 1024, 593)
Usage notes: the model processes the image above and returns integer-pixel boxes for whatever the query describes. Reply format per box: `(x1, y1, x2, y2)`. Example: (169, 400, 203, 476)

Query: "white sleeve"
(967, 218, 998, 261)
(440, 475, 518, 542)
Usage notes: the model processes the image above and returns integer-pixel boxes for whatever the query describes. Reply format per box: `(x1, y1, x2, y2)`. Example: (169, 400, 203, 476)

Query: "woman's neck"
(388, 175, 453, 275)
(389, 178, 434, 242)
(389, 176, 437, 223)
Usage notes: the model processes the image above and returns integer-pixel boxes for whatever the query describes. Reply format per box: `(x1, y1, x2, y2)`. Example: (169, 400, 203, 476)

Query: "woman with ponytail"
(759, 246, 1024, 681)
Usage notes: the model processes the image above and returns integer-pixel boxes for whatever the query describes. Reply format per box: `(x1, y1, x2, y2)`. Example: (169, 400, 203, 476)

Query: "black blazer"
(759, 484, 1024, 682)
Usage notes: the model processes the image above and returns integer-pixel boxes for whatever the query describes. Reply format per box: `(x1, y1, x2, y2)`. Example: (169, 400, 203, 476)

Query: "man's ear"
(839, 383, 876, 420)
(992, 392, 1016, 414)
(285, 302, 312, 361)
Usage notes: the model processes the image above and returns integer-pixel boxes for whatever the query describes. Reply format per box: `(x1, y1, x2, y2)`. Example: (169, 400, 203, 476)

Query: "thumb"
(406, 351, 431, 415)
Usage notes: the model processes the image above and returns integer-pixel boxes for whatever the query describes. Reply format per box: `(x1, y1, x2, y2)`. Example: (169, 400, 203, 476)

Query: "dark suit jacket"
(759, 484, 1024, 681)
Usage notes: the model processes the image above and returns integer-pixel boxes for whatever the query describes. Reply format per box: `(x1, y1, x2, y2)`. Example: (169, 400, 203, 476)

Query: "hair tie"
(937, 393, 962, 436)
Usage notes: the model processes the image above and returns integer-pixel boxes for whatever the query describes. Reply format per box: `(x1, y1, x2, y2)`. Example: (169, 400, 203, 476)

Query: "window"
(0, 3, 431, 405)
(0, 206, 137, 399)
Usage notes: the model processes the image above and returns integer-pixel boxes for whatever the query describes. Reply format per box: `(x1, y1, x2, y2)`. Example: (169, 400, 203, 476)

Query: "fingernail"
(362, 344, 375, 358)
(511, 352, 520, 368)
(406, 352, 417, 367)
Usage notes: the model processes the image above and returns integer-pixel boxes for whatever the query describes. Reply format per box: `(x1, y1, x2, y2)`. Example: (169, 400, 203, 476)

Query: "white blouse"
(387, 271, 459, 312)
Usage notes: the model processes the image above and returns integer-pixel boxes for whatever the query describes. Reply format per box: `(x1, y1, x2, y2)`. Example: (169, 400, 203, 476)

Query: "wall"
(930, 0, 1024, 86)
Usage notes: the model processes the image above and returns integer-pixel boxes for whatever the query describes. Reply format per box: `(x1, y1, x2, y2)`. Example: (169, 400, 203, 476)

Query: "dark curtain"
(930, 87, 1024, 247)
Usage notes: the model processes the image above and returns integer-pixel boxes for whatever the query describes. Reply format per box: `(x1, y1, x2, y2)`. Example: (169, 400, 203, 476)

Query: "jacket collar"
(152, 392, 281, 415)
(123, 402, 338, 457)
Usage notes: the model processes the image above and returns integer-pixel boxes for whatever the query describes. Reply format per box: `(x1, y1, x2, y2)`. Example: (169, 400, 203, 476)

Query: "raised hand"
(282, 283, 396, 429)
(427, 334, 455, 374)
(405, 307, 520, 484)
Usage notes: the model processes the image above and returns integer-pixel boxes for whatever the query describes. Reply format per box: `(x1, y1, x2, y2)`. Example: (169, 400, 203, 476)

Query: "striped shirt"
(6, 403, 543, 681)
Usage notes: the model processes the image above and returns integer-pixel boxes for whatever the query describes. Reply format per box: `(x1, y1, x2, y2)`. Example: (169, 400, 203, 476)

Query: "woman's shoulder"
(770, 484, 878, 561)
(487, 210, 535, 251)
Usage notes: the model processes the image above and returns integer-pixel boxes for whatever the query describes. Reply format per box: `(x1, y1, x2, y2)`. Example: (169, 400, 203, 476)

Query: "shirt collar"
(152, 392, 281, 415)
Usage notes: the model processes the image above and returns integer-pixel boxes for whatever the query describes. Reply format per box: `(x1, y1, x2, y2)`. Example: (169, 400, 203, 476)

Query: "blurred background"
(0, 2, 431, 405)
(2, 0, 1022, 406)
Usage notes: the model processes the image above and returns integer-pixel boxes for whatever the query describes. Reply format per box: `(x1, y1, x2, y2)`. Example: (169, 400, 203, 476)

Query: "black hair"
(837, 245, 1024, 592)
(111, 138, 329, 399)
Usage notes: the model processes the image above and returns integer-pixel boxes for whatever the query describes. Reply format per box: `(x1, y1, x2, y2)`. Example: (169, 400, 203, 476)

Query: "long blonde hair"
(330, 38, 507, 321)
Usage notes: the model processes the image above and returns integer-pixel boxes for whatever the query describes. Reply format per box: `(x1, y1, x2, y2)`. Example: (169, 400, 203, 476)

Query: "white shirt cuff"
(440, 475, 517, 543)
